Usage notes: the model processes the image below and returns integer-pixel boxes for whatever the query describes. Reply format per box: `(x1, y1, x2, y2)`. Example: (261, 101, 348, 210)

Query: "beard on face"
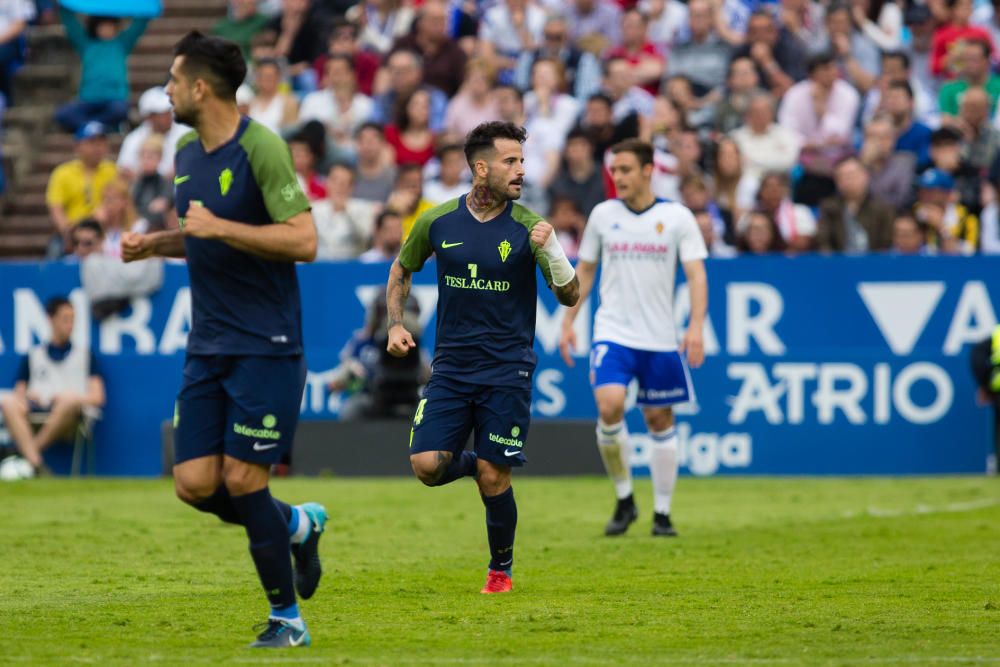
(173, 104, 199, 128)
(489, 171, 523, 201)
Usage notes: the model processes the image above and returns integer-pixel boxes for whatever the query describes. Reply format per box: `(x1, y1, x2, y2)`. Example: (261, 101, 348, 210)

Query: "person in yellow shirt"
(45, 122, 119, 258)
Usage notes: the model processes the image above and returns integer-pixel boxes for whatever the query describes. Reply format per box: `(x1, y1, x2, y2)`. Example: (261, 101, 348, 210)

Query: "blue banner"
(0, 256, 996, 476)
(60, 0, 162, 17)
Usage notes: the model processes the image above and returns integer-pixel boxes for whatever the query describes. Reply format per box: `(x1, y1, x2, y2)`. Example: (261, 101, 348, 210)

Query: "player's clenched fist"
(182, 201, 222, 239)
(387, 323, 416, 357)
(529, 220, 554, 247)
(121, 231, 153, 263)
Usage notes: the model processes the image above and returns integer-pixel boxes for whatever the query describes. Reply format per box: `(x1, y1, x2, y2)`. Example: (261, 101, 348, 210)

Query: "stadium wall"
(0, 256, 996, 476)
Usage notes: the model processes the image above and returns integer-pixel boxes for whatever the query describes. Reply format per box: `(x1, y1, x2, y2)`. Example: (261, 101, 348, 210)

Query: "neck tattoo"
(468, 184, 499, 215)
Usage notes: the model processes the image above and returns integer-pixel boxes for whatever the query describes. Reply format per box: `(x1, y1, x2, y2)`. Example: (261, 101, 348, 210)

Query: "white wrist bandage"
(542, 232, 576, 287)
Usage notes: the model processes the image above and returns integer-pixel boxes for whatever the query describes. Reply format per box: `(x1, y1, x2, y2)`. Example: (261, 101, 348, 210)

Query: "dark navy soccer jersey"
(397, 195, 554, 387)
(173, 116, 311, 357)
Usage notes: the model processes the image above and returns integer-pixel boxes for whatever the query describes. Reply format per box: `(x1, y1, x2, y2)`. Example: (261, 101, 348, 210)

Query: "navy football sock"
(481, 487, 517, 574)
(192, 484, 243, 525)
(431, 451, 478, 486)
(230, 487, 297, 611)
(274, 498, 292, 522)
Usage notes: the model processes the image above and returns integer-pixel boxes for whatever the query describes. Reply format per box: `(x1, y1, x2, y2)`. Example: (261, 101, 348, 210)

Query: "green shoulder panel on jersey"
(174, 130, 200, 156)
(398, 198, 461, 272)
(511, 202, 553, 286)
(238, 120, 311, 223)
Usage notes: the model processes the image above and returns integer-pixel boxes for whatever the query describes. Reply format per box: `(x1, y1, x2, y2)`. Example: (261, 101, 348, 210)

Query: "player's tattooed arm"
(552, 273, 581, 307)
(386, 259, 417, 357)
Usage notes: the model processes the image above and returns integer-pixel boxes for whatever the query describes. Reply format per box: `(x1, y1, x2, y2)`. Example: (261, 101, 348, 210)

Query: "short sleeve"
(398, 207, 437, 272)
(676, 205, 709, 263)
(15, 356, 29, 383)
(240, 122, 312, 223)
(578, 207, 604, 263)
(511, 203, 553, 286)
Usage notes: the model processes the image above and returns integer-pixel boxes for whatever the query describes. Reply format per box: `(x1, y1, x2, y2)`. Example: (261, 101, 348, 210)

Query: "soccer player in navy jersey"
(385, 122, 581, 594)
(122, 32, 326, 648)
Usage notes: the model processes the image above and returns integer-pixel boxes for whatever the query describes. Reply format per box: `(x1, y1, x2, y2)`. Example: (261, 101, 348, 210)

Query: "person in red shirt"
(288, 126, 328, 201)
(385, 87, 437, 166)
(313, 17, 380, 96)
(931, 0, 994, 77)
(603, 8, 665, 95)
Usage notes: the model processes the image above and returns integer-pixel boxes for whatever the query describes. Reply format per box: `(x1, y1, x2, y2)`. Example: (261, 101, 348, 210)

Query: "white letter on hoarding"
(159, 288, 192, 354)
(893, 362, 953, 424)
(873, 363, 891, 424)
(14, 289, 49, 352)
(813, 363, 868, 424)
(534, 368, 566, 416)
(727, 363, 783, 424)
(727, 283, 786, 355)
(99, 299, 155, 354)
(943, 281, 997, 355)
(772, 363, 817, 424)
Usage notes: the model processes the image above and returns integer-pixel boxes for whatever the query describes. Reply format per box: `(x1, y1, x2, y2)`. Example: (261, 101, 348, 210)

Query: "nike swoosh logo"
(289, 630, 306, 647)
(499, 559, 512, 567)
(253, 441, 278, 451)
(174, 175, 191, 185)
(504, 448, 521, 457)
(441, 241, 463, 248)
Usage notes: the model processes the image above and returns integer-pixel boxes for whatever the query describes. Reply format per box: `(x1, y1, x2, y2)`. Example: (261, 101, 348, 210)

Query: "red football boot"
(480, 569, 513, 594)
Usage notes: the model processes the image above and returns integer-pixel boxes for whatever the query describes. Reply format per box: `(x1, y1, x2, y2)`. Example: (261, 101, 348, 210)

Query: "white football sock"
(290, 505, 310, 545)
(650, 427, 678, 515)
(597, 419, 633, 500)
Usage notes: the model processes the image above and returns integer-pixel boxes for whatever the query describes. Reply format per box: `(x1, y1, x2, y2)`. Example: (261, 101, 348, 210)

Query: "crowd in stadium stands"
(12, 0, 1000, 261)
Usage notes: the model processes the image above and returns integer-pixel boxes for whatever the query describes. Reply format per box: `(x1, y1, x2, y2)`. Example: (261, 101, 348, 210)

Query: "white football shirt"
(578, 198, 708, 351)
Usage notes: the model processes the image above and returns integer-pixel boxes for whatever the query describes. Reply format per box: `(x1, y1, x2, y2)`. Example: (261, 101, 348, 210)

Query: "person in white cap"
(117, 86, 191, 180)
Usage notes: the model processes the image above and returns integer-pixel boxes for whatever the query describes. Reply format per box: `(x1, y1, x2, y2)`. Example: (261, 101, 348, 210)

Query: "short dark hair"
(833, 154, 864, 172)
(396, 162, 424, 181)
(587, 92, 614, 109)
(565, 126, 592, 145)
(464, 121, 528, 168)
(930, 126, 963, 146)
(355, 121, 385, 138)
(882, 50, 911, 70)
(807, 51, 836, 74)
(887, 80, 914, 99)
(436, 142, 464, 159)
(174, 31, 247, 101)
(610, 139, 654, 167)
(74, 219, 104, 239)
(325, 53, 355, 71)
(86, 15, 119, 39)
(45, 296, 72, 318)
(375, 209, 402, 231)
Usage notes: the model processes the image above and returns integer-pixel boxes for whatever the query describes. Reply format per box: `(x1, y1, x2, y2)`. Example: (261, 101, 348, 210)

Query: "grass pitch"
(2, 476, 999, 666)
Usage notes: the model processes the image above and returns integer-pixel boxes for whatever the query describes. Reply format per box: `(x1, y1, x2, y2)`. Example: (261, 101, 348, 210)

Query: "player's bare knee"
(174, 475, 216, 505)
(597, 404, 625, 424)
(475, 461, 511, 496)
(410, 451, 450, 486)
(222, 460, 269, 496)
(0, 394, 23, 417)
(644, 408, 673, 432)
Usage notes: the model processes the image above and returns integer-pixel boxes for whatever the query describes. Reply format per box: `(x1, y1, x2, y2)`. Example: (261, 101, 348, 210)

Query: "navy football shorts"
(173, 355, 307, 466)
(590, 340, 695, 406)
(408, 374, 531, 467)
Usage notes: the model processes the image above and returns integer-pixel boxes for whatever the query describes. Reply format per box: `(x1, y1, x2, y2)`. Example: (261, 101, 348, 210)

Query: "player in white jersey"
(559, 139, 708, 537)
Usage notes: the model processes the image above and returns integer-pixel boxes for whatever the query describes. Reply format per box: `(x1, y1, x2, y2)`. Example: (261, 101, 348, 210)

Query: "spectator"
(45, 122, 118, 259)
(389, 162, 434, 238)
(664, 73, 716, 131)
(737, 210, 787, 254)
(213, 0, 269, 59)
(930, 0, 993, 78)
(862, 51, 935, 127)
(0, 0, 33, 104)
(299, 54, 374, 146)
(346, 0, 415, 55)
(780, 0, 826, 49)
(130, 134, 173, 232)
(852, 0, 904, 52)
(547, 196, 585, 259)
(385, 87, 437, 167)
(914, 168, 980, 253)
(261, 0, 327, 91)
(645, 93, 683, 152)
(94, 177, 142, 258)
(577, 92, 639, 163)
(391, 0, 466, 97)
(567, 0, 622, 49)
(715, 56, 764, 134)
(731, 10, 806, 98)
(602, 56, 656, 125)
(313, 17, 380, 97)
(524, 58, 580, 139)
(353, 122, 397, 203)
(680, 173, 727, 240)
(779, 51, 860, 206)
(885, 81, 933, 169)
(752, 171, 817, 251)
(939, 39, 1000, 117)
(514, 13, 602, 101)
(67, 219, 103, 262)
(313, 163, 380, 260)
(713, 137, 757, 234)
(605, 8, 666, 96)
(359, 209, 404, 263)
(978, 187, 1000, 252)
(694, 208, 738, 257)
(669, 0, 733, 99)
(817, 156, 895, 252)
(652, 127, 703, 201)
(931, 125, 983, 212)
(973, 0, 1000, 46)
(247, 58, 299, 134)
(423, 143, 469, 204)
(890, 212, 931, 255)
(117, 87, 190, 180)
(478, 0, 546, 85)
(370, 49, 448, 132)
(859, 114, 916, 211)
(548, 127, 606, 218)
(288, 124, 328, 201)
(823, 2, 880, 92)
(954, 86, 1000, 172)
(642, 0, 689, 51)
(55, 7, 148, 133)
(0, 297, 104, 474)
(904, 4, 937, 104)
(730, 92, 802, 183)
(443, 58, 500, 138)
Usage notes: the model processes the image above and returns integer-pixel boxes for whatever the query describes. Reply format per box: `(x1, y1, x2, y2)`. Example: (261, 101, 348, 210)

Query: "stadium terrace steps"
(0, 2, 227, 258)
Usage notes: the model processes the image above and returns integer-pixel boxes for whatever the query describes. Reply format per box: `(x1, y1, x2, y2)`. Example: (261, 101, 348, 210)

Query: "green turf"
(2, 476, 999, 666)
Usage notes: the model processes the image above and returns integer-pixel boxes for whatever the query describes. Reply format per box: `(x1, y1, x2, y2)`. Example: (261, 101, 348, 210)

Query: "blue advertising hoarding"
(0, 255, 996, 476)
